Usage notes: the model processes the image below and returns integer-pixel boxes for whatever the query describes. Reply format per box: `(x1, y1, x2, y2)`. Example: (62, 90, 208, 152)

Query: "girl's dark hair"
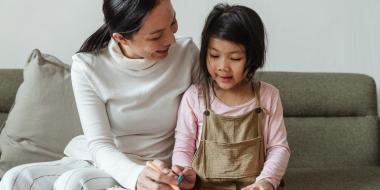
(198, 3, 267, 85)
(78, 0, 159, 53)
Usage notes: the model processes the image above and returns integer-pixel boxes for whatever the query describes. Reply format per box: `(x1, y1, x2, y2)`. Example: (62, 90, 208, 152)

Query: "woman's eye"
(150, 36, 161, 41)
(209, 54, 219, 58)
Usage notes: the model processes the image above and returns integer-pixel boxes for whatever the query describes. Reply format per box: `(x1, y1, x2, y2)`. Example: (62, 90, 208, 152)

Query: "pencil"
(177, 175, 184, 185)
(146, 161, 181, 190)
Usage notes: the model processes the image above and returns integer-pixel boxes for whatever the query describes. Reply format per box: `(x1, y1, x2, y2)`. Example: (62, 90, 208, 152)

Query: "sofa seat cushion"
(285, 116, 379, 168)
(285, 167, 380, 190)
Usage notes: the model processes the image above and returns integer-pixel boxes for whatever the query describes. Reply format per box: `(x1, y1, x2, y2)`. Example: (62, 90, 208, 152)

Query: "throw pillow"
(0, 49, 83, 177)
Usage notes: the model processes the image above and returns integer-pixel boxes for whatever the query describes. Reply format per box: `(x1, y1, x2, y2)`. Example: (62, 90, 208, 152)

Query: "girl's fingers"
(182, 167, 194, 175)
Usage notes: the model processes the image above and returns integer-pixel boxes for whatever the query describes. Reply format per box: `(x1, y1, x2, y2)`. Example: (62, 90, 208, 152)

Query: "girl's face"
(118, 0, 178, 60)
(207, 37, 247, 91)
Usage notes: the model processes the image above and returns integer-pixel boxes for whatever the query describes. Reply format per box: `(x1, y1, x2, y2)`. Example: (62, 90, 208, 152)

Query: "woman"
(0, 0, 198, 189)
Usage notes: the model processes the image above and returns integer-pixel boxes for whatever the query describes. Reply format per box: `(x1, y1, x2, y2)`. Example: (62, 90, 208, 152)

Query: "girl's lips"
(219, 76, 233, 82)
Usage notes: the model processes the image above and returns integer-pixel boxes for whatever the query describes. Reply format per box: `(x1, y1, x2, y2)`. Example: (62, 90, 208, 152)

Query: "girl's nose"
(217, 59, 229, 71)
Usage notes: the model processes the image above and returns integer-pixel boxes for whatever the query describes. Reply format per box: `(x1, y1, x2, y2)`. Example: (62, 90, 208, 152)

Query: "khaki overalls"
(192, 82, 266, 190)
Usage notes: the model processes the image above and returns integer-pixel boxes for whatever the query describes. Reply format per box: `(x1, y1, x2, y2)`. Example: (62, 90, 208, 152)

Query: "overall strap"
(201, 85, 211, 141)
(203, 84, 211, 111)
(253, 81, 261, 108)
(253, 81, 264, 142)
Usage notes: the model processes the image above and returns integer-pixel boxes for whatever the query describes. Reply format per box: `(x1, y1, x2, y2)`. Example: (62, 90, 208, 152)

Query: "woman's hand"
(136, 160, 178, 190)
(170, 165, 196, 190)
(242, 179, 274, 190)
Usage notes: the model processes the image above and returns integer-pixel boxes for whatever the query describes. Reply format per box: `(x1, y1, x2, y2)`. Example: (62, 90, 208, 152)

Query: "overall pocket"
(203, 136, 262, 179)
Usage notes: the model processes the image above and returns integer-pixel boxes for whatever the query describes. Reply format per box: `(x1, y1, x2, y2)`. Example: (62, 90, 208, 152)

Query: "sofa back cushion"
(0, 49, 82, 177)
(256, 72, 379, 168)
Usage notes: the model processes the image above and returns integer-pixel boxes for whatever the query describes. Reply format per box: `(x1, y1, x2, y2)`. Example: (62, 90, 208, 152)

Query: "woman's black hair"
(198, 3, 267, 86)
(78, 0, 159, 53)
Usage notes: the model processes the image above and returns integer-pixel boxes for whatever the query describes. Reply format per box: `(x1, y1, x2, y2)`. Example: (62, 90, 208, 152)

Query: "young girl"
(171, 4, 290, 190)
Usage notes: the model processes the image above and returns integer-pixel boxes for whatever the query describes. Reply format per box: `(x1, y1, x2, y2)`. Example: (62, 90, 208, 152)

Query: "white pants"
(0, 157, 120, 190)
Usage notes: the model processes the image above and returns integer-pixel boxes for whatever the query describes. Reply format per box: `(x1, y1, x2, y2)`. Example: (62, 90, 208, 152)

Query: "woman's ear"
(112, 33, 128, 44)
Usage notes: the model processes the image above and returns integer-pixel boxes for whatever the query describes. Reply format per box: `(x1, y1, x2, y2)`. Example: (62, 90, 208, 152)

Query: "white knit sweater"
(65, 37, 198, 189)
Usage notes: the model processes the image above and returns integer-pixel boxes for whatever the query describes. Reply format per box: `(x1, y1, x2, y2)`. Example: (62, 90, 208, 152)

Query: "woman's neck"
(212, 80, 255, 106)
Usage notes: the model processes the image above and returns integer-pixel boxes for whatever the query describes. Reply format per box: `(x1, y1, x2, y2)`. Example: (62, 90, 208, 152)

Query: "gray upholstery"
(256, 72, 380, 190)
(285, 167, 380, 190)
(256, 72, 378, 117)
(0, 69, 22, 129)
(284, 117, 379, 168)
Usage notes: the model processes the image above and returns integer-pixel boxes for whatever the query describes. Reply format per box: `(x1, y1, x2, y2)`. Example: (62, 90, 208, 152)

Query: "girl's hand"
(171, 165, 197, 190)
(242, 179, 274, 190)
(136, 160, 178, 190)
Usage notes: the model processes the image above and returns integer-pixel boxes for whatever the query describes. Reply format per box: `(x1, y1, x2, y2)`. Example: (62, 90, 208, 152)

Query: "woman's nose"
(162, 31, 175, 46)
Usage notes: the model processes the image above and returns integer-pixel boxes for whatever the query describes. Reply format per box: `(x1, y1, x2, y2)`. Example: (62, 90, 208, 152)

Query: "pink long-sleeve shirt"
(172, 82, 290, 188)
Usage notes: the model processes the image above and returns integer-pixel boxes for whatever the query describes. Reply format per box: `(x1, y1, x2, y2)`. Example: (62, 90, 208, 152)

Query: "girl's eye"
(231, 58, 242, 61)
(209, 54, 219, 58)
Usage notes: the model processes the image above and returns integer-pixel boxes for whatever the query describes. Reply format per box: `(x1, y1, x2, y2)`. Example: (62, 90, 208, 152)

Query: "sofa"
(0, 50, 379, 189)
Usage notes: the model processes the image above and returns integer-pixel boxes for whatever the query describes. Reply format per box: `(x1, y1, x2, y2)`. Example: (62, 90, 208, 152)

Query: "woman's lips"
(156, 48, 169, 55)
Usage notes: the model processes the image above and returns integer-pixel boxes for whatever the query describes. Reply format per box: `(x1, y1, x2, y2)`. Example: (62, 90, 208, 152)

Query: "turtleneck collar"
(108, 38, 160, 76)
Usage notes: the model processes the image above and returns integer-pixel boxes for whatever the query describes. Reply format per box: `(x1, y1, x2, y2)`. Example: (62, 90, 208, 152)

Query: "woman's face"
(119, 0, 178, 60)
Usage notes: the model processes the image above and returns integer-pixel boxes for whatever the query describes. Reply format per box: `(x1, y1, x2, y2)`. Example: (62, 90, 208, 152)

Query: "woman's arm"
(71, 56, 145, 189)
